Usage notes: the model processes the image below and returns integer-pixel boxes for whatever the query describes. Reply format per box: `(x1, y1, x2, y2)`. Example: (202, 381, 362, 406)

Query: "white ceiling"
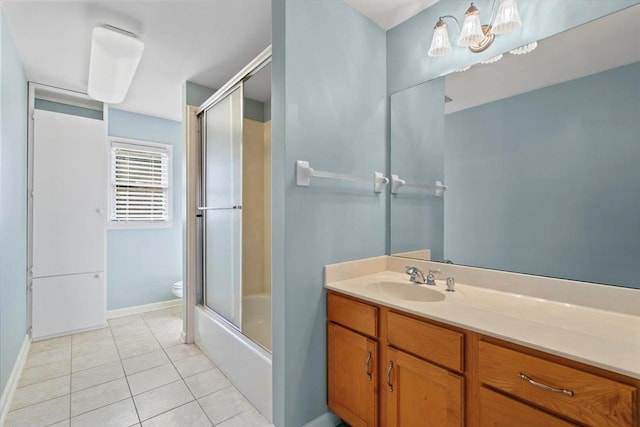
(445, 4, 640, 114)
(345, 0, 439, 30)
(1, 0, 271, 121)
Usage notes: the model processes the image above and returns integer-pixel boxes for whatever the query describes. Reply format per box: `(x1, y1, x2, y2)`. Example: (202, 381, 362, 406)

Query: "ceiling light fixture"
(428, 0, 522, 58)
(88, 25, 145, 104)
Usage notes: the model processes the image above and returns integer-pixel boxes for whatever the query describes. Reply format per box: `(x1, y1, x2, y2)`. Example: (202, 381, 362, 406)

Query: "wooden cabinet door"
(386, 348, 463, 427)
(328, 322, 377, 427)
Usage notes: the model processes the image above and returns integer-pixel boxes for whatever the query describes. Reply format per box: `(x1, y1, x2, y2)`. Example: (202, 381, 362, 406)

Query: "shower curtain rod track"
(196, 45, 272, 115)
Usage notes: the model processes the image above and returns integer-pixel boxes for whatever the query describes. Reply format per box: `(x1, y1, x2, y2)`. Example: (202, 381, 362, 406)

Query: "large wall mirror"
(389, 4, 640, 290)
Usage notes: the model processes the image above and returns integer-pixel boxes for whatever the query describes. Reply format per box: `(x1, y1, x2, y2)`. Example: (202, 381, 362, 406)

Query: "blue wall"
(445, 63, 640, 289)
(0, 12, 28, 395)
(107, 109, 183, 310)
(272, 1, 387, 425)
(386, 0, 639, 95)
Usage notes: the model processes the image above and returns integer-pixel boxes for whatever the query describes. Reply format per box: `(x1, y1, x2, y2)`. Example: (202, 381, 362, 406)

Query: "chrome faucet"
(425, 269, 441, 286)
(405, 266, 427, 284)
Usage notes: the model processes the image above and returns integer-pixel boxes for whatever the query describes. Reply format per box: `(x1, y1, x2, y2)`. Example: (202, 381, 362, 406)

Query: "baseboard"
(106, 298, 182, 319)
(303, 412, 342, 427)
(0, 335, 31, 426)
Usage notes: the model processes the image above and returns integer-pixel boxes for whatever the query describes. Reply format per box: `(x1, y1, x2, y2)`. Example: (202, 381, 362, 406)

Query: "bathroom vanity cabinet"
(327, 291, 638, 427)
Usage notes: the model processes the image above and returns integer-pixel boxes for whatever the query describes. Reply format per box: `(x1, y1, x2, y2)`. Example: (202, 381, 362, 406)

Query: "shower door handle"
(197, 206, 242, 211)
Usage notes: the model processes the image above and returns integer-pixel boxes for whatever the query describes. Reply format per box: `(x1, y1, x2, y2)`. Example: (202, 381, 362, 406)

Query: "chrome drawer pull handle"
(365, 351, 372, 381)
(518, 373, 574, 397)
(387, 361, 394, 392)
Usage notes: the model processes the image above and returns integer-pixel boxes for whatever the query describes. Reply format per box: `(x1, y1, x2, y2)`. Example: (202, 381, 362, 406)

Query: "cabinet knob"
(94, 273, 102, 279)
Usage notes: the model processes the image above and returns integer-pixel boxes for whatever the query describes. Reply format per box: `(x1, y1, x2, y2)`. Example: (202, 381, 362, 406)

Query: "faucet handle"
(446, 277, 455, 292)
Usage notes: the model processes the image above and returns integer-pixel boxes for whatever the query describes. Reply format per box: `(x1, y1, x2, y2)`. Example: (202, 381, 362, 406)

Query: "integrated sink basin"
(365, 281, 445, 302)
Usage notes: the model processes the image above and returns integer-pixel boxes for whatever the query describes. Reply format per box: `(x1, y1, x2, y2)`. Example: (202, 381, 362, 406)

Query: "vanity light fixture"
(510, 41, 537, 55)
(88, 25, 145, 104)
(428, 0, 522, 58)
(480, 54, 503, 64)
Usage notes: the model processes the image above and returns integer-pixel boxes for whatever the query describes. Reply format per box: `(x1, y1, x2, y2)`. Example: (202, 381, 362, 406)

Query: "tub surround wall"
(386, 0, 640, 95)
(107, 109, 183, 310)
(0, 10, 28, 403)
(271, 1, 388, 426)
(243, 118, 272, 297)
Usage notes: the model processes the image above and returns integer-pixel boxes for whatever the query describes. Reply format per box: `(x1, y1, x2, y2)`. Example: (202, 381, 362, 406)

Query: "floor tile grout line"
(69, 328, 73, 421)
(210, 403, 256, 426)
(139, 312, 217, 426)
(108, 315, 144, 426)
(69, 395, 132, 421)
(6, 394, 70, 417)
(14, 370, 70, 390)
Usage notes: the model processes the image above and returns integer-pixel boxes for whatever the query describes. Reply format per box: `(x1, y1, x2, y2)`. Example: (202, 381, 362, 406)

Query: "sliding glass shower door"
(202, 84, 243, 328)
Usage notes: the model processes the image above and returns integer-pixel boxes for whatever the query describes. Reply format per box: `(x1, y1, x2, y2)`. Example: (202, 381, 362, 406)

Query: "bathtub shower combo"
(191, 47, 272, 420)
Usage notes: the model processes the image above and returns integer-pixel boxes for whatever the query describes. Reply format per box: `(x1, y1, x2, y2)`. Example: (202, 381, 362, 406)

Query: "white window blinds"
(110, 142, 171, 223)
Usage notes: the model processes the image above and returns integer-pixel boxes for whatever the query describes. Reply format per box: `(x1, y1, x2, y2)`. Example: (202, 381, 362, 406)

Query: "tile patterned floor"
(6, 307, 272, 427)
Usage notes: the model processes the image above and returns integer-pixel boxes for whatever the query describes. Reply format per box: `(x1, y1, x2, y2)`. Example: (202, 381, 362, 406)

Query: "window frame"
(107, 137, 173, 229)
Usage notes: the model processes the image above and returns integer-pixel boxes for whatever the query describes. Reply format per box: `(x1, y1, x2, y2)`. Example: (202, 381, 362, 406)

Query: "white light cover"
(428, 24, 452, 57)
(88, 27, 144, 104)
(480, 54, 503, 64)
(510, 41, 537, 55)
(492, 0, 522, 35)
(457, 11, 484, 47)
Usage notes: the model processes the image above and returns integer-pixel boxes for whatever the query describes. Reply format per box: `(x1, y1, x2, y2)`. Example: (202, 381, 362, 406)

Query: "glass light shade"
(88, 27, 145, 104)
(457, 7, 485, 47)
(480, 54, 503, 64)
(510, 41, 537, 55)
(428, 23, 452, 57)
(492, 0, 522, 35)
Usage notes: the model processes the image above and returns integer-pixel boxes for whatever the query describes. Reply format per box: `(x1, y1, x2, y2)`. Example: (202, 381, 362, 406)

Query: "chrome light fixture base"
(468, 25, 495, 53)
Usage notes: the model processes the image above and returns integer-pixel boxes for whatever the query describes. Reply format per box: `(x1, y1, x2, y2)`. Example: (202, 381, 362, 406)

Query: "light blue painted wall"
(445, 63, 640, 289)
(185, 81, 216, 107)
(387, 0, 640, 95)
(0, 12, 28, 394)
(390, 77, 445, 258)
(272, 1, 387, 425)
(107, 109, 183, 310)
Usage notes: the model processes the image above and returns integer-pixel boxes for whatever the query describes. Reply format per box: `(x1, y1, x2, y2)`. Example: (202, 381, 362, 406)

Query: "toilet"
(172, 281, 183, 299)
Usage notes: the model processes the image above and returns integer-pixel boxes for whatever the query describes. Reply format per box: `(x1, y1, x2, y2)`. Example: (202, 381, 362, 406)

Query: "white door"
(32, 109, 106, 338)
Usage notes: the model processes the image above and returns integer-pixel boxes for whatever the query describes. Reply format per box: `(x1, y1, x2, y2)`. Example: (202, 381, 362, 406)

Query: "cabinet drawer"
(328, 292, 377, 338)
(387, 311, 463, 373)
(478, 341, 636, 427)
(480, 387, 577, 427)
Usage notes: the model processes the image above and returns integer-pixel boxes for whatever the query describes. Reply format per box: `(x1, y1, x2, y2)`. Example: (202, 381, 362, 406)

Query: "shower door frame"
(200, 83, 244, 330)
(193, 46, 272, 333)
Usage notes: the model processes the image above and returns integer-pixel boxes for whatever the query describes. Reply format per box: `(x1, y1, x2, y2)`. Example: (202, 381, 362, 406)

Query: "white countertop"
(325, 271, 640, 379)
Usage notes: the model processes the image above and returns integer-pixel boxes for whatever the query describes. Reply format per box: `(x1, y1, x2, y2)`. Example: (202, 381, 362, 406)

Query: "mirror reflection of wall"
(389, 5, 640, 289)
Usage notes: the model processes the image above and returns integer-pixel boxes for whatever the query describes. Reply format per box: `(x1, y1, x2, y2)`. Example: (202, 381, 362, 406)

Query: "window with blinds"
(109, 140, 172, 226)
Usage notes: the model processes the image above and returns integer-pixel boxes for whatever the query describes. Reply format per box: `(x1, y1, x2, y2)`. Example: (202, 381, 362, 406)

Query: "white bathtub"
(194, 298, 272, 422)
